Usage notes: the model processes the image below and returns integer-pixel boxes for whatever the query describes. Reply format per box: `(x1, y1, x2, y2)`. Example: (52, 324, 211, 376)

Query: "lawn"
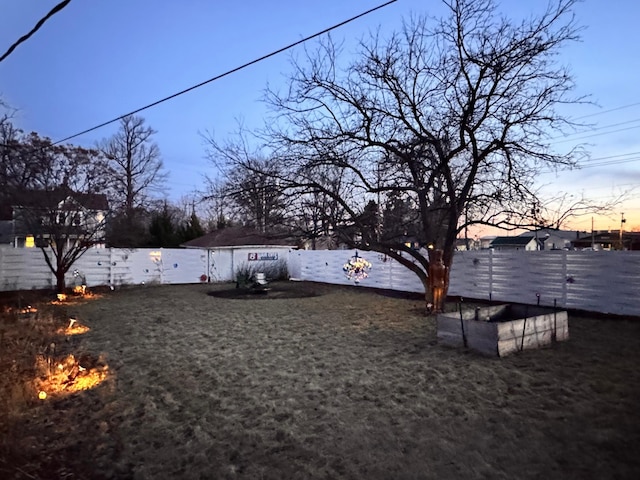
(1, 281, 639, 479)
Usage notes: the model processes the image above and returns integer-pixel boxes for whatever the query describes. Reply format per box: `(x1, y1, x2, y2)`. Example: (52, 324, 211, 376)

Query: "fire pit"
(437, 304, 568, 357)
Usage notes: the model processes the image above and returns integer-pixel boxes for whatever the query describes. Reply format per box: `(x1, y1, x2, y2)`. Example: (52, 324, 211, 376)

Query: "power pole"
(620, 212, 626, 250)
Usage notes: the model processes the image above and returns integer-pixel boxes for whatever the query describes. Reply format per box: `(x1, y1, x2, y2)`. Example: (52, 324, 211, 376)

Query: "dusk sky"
(1, 0, 639, 232)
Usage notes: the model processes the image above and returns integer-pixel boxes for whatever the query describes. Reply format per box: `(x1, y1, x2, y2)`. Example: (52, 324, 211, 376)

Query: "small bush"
(234, 259, 289, 284)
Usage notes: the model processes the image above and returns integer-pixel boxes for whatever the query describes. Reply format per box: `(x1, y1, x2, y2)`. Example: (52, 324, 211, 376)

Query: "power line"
(551, 124, 640, 144)
(550, 117, 640, 143)
(538, 154, 640, 174)
(52, 0, 398, 146)
(581, 151, 640, 164)
(573, 101, 640, 120)
(0, 0, 73, 63)
(578, 157, 640, 169)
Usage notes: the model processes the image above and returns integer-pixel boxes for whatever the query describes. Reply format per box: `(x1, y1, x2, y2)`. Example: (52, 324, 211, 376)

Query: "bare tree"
(99, 115, 167, 245)
(202, 178, 235, 230)
(259, 0, 589, 311)
(2, 129, 110, 293)
(205, 133, 285, 232)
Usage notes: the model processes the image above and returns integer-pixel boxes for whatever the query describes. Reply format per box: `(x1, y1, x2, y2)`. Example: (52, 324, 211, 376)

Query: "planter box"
(437, 304, 568, 357)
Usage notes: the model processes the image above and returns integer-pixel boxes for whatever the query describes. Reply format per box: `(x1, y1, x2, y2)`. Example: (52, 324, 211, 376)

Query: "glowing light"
(34, 354, 109, 397)
(25, 235, 35, 248)
(73, 285, 86, 295)
(60, 324, 90, 335)
(56, 293, 67, 302)
(343, 252, 372, 283)
(38, 391, 47, 400)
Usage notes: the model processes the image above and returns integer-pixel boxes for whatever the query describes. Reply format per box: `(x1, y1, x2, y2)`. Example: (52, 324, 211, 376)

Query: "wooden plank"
(467, 337, 500, 356)
(496, 312, 568, 339)
(438, 309, 569, 357)
(498, 324, 568, 344)
(498, 329, 560, 356)
(437, 330, 465, 347)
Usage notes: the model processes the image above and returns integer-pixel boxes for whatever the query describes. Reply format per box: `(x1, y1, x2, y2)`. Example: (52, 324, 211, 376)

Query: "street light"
(620, 212, 626, 250)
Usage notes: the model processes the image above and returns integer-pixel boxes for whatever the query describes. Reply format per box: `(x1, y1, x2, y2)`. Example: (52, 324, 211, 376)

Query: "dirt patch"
(207, 281, 325, 300)
(1, 282, 640, 479)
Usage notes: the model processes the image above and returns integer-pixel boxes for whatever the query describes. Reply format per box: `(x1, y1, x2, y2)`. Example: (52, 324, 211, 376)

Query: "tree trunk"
(427, 249, 451, 313)
(424, 267, 452, 313)
(421, 276, 434, 311)
(55, 270, 66, 294)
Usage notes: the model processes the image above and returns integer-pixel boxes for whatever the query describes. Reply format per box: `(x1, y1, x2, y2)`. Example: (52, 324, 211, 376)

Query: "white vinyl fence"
(0, 246, 292, 291)
(289, 249, 640, 317)
(1, 246, 638, 316)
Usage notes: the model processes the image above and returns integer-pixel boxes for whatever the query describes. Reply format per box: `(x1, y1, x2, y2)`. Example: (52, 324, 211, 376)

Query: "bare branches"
(98, 115, 167, 217)
(265, 0, 586, 249)
(204, 0, 595, 307)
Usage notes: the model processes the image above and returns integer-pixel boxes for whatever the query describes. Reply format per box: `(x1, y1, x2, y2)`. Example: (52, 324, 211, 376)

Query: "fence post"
(489, 249, 494, 301)
(109, 248, 114, 287)
(561, 250, 568, 308)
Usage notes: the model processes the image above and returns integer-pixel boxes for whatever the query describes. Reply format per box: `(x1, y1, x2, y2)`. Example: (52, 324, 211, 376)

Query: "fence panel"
(565, 252, 640, 316)
(161, 249, 208, 285)
(448, 250, 493, 300)
(1, 245, 639, 316)
(0, 247, 54, 291)
(295, 249, 640, 317)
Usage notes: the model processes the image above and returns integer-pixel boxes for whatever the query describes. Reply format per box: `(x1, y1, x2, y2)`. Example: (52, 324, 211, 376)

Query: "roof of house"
(1, 188, 109, 212)
(518, 228, 584, 240)
(490, 236, 535, 247)
(181, 226, 298, 249)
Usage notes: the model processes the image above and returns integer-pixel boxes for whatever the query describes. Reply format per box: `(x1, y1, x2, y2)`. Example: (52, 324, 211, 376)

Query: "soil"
(1, 281, 639, 479)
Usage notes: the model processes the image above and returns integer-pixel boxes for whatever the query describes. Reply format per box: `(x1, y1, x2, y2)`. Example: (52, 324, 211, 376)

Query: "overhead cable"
(573, 101, 640, 120)
(52, 0, 397, 145)
(0, 0, 73, 63)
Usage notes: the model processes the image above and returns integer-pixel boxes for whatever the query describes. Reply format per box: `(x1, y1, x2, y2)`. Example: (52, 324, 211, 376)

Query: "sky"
(1, 0, 639, 233)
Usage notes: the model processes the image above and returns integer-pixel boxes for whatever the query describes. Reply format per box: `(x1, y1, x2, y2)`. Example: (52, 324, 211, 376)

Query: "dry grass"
(1, 281, 639, 479)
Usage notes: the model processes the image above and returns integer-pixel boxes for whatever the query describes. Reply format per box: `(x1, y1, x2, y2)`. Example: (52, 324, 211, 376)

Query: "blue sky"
(1, 0, 639, 231)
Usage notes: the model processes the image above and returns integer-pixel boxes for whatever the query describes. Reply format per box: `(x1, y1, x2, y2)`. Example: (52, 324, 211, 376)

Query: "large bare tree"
(99, 115, 167, 246)
(256, 0, 588, 311)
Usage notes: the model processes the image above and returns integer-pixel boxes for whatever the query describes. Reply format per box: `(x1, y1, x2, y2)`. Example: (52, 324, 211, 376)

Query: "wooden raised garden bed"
(437, 304, 569, 357)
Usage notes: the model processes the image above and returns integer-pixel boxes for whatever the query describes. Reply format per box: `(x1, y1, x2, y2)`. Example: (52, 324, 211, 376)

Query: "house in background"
(572, 231, 640, 251)
(455, 237, 480, 250)
(518, 228, 585, 250)
(489, 236, 538, 251)
(181, 226, 299, 250)
(0, 190, 109, 248)
(479, 235, 497, 249)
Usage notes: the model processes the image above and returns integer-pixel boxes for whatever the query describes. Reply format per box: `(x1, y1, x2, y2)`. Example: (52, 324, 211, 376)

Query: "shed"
(181, 227, 298, 282)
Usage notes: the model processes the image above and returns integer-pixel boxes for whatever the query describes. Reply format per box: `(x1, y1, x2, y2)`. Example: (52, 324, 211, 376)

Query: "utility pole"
(620, 212, 626, 250)
(591, 216, 594, 250)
